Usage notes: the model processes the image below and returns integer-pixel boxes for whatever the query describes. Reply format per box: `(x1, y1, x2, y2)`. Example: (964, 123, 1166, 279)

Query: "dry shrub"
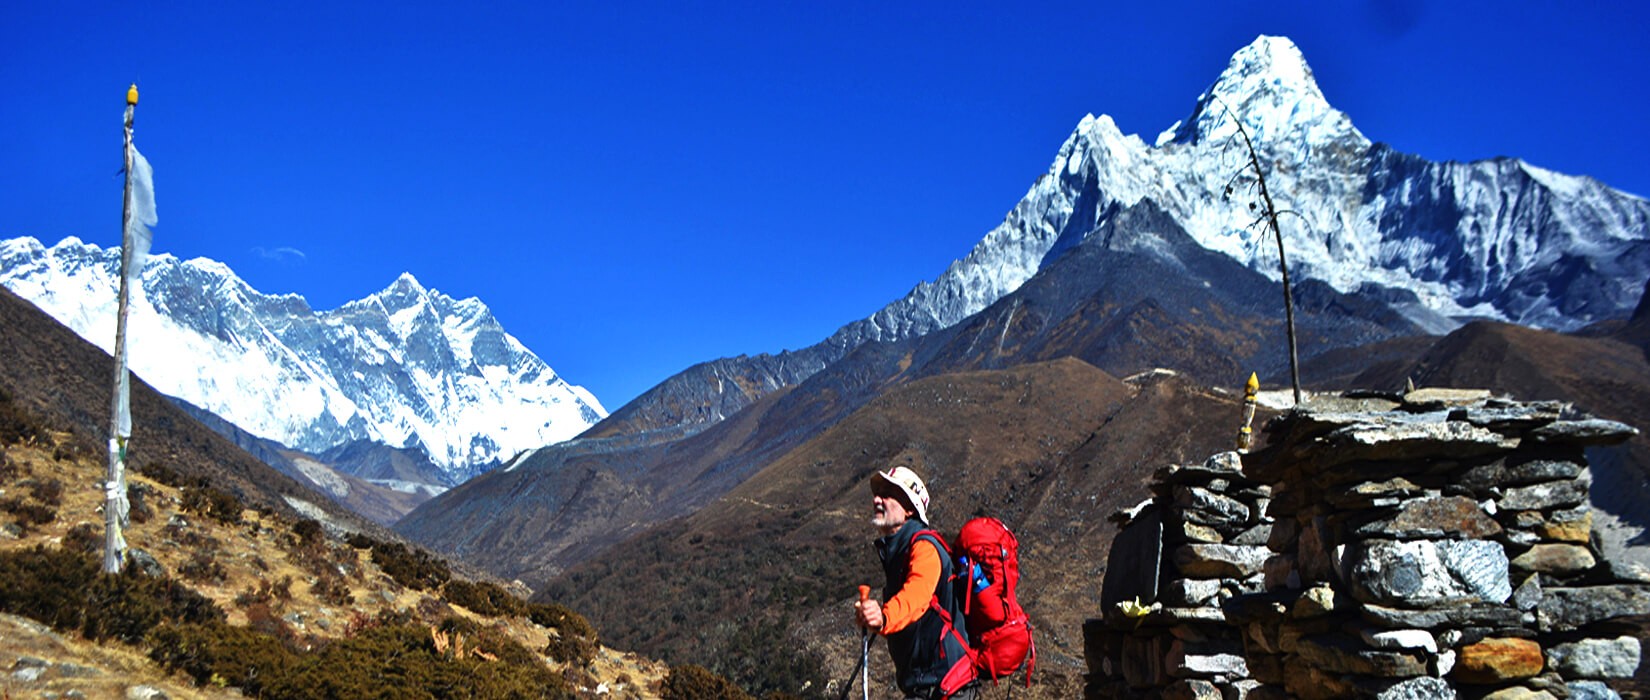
(1, 497, 55, 532)
(0, 387, 48, 446)
(138, 460, 184, 488)
(179, 548, 228, 584)
(291, 518, 324, 547)
(528, 602, 598, 643)
(544, 630, 597, 667)
(153, 622, 572, 699)
(661, 664, 755, 700)
(63, 522, 101, 555)
(442, 579, 526, 618)
(147, 622, 296, 696)
(362, 537, 451, 591)
(29, 478, 63, 506)
(181, 483, 243, 525)
(0, 545, 223, 644)
(311, 574, 353, 607)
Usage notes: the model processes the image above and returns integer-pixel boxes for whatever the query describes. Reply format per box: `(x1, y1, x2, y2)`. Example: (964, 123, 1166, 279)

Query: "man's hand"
(855, 598, 885, 632)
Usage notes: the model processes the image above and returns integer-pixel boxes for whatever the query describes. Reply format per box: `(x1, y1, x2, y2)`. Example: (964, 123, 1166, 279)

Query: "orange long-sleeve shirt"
(881, 538, 941, 635)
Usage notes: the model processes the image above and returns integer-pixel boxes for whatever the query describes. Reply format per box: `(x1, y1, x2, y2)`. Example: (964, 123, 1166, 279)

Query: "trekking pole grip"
(858, 585, 870, 603)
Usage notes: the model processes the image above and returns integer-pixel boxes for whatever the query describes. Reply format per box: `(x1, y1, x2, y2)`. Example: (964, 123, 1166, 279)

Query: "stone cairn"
(1087, 389, 1648, 699)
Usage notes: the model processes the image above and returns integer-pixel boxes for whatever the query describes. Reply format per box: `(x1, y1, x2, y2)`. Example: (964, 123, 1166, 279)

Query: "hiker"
(854, 466, 977, 700)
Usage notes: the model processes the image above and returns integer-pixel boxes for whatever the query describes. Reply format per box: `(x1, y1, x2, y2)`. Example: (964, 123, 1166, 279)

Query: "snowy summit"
(0, 235, 606, 482)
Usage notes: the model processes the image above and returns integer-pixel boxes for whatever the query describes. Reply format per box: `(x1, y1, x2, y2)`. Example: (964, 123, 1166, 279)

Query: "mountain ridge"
(585, 34, 1648, 444)
(0, 235, 607, 487)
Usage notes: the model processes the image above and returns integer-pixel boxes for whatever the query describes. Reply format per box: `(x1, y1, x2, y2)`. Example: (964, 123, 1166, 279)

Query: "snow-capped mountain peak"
(0, 236, 608, 481)
(1159, 35, 1367, 151)
(825, 33, 1646, 365)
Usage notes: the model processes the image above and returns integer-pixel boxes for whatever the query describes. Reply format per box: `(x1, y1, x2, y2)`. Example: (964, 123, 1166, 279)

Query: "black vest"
(876, 519, 974, 695)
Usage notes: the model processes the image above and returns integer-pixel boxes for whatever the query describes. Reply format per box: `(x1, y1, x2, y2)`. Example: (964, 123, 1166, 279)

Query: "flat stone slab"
(1538, 585, 1650, 632)
(1362, 603, 1526, 630)
(1305, 420, 1519, 472)
(1499, 478, 1590, 511)
(1361, 628, 1438, 654)
(1545, 636, 1642, 679)
(1460, 457, 1586, 490)
(1166, 638, 1249, 678)
(1294, 633, 1429, 677)
(1528, 419, 1638, 446)
(1353, 495, 1503, 539)
(1175, 486, 1252, 525)
(1173, 544, 1271, 579)
(1403, 388, 1492, 408)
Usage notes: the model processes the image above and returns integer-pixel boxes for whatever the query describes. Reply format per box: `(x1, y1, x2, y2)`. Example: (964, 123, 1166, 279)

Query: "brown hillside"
(543, 359, 1263, 698)
(1, 398, 664, 699)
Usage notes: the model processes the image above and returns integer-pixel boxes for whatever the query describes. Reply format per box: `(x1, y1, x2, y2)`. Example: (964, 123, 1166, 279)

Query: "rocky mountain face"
(0, 237, 606, 493)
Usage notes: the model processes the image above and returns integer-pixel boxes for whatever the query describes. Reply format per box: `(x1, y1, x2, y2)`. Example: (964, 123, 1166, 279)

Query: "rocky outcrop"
(1089, 390, 1646, 699)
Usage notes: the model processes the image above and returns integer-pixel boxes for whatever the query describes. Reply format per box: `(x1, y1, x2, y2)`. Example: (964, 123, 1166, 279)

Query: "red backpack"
(955, 517, 1035, 684)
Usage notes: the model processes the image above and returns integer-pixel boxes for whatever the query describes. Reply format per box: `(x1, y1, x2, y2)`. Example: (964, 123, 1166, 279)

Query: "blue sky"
(3, 1, 1647, 409)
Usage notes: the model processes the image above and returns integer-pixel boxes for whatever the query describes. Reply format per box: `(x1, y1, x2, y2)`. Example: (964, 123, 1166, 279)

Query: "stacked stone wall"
(1087, 390, 1648, 699)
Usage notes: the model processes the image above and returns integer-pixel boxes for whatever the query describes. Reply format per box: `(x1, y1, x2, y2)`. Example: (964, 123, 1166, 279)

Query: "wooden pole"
(105, 85, 138, 574)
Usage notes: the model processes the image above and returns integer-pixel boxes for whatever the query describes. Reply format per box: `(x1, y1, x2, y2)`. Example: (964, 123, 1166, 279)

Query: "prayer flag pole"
(105, 83, 141, 573)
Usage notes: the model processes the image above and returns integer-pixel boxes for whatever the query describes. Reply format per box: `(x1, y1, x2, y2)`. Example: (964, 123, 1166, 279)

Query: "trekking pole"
(859, 585, 871, 700)
(839, 586, 872, 700)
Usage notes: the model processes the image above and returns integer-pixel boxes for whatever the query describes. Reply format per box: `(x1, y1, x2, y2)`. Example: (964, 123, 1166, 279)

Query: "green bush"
(178, 549, 228, 584)
(138, 460, 184, 489)
(0, 497, 55, 530)
(292, 518, 324, 547)
(543, 630, 596, 667)
(3, 545, 579, 699)
(148, 622, 296, 696)
(0, 546, 223, 644)
(29, 478, 63, 506)
(63, 523, 101, 555)
(152, 613, 576, 699)
(368, 539, 451, 591)
(263, 624, 571, 699)
(443, 579, 527, 618)
(710, 618, 825, 699)
(181, 483, 243, 525)
(0, 387, 48, 446)
(526, 602, 598, 643)
(661, 664, 756, 700)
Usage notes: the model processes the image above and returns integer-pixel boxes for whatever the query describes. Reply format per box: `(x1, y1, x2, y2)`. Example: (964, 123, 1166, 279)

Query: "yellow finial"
(1245, 372, 1259, 395)
(127, 83, 139, 106)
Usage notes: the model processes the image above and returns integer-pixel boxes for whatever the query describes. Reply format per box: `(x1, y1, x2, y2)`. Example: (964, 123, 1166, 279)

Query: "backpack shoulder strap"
(908, 528, 951, 555)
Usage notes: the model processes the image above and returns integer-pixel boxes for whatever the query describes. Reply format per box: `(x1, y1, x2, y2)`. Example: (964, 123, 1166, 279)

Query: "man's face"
(871, 481, 910, 533)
